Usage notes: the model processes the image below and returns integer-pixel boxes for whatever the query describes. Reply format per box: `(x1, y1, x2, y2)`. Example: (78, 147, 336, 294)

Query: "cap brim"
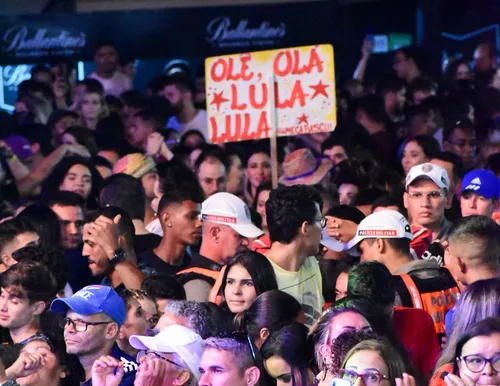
(129, 335, 158, 351)
(279, 158, 333, 187)
(321, 229, 361, 256)
(50, 297, 102, 316)
(320, 229, 345, 252)
(230, 223, 264, 239)
(406, 175, 446, 190)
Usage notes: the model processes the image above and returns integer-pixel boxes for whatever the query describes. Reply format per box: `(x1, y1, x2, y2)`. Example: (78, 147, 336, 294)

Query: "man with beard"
(160, 73, 208, 140)
(82, 206, 145, 292)
(88, 42, 132, 97)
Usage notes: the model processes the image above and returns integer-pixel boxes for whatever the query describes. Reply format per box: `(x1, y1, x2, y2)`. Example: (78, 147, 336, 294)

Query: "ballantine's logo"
(206, 16, 286, 45)
(3, 25, 86, 53)
(3, 65, 32, 88)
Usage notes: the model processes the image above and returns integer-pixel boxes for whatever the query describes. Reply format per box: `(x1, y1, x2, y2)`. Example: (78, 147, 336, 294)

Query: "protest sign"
(205, 44, 336, 144)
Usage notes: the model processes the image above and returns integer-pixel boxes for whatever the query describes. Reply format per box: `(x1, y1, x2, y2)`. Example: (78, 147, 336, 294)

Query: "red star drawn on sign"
(210, 91, 229, 112)
(297, 114, 309, 125)
(309, 80, 329, 99)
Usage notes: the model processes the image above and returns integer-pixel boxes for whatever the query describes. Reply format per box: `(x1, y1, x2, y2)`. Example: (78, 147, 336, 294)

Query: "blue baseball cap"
(50, 285, 126, 326)
(461, 169, 500, 199)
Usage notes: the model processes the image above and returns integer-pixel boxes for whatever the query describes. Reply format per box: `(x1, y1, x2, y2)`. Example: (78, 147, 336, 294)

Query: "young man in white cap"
(460, 169, 500, 218)
(177, 192, 263, 301)
(350, 210, 436, 274)
(404, 162, 453, 242)
(349, 209, 459, 339)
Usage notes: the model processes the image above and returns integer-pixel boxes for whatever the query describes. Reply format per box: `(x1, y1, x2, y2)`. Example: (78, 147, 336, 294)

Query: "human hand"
(66, 144, 91, 158)
(325, 217, 357, 243)
(395, 373, 417, 386)
(146, 133, 165, 156)
(135, 359, 167, 386)
(361, 38, 374, 58)
(444, 373, 475, 386)
(5, 351, 45, 379)
(84, 215, 122, 258)
(91, 355, 124, 386)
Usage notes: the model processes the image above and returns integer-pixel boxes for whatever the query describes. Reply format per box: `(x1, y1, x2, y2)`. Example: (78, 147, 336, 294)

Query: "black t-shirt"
(138, 249, 192, 276)
(134, 234, 161, 256)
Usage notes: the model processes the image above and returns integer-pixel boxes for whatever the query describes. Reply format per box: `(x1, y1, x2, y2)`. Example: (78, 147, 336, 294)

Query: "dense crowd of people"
(0, 36, 498, 386)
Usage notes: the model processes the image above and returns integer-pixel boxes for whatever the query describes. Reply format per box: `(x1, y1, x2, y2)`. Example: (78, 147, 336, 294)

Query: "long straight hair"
(437, 278, 500, 369)
(220, 249, 278, 300)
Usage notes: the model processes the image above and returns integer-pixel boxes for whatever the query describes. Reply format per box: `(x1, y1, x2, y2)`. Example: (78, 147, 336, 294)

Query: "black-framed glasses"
(136, 350, 183, 367)
(219, 332, 257, 366)
(339, 369, 389, 386)
(458, 355, 500, 373)
(59, 317, 114, 332)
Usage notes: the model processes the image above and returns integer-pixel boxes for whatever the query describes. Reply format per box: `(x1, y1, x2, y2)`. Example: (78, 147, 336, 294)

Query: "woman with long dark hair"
(234, 289, 303, 349)
(220, 249, 278, 314)
(41, 156, 102, 209)
(262, 322, 315, 386)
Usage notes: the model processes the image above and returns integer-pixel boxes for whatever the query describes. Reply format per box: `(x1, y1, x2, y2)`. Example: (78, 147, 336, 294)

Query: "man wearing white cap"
(349, 210, 437, 274)
(349, 210, 459, 338)
(404, 162, 453, 242)
(178, 192, 263, 301)
(91, 324, 202, 386)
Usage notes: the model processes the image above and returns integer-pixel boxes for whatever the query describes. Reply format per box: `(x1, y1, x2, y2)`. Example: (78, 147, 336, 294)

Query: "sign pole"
(268, 73, 279, 189)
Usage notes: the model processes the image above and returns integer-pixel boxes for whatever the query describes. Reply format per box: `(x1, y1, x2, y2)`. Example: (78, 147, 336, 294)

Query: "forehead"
(404, 141, 422, 151)
(201, 348, 236, 368)
(248, 152, 270, 163)
(67, 164, 91, 176)
(346, 349, 388, 373)
(227, 263, 251, 278)
(51, 204, 83, 219)
(66, 310, 100, 321)
(407, 178, 439, 190)
(199, 160, 225, 175)
(97, 46, 116, 55)
(450, 127, 475, 138)
(23, 340, 51, 352)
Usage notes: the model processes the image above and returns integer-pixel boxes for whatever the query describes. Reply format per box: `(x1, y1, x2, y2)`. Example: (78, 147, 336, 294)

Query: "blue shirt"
(81, 344, 137, 386)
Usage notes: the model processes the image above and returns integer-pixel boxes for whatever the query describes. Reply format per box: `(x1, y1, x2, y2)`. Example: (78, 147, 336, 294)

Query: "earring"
(60, 372, 66, 379)
(167, 223, 172, 228)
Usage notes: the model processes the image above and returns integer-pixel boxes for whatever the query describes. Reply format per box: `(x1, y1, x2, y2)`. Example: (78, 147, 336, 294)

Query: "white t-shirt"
(166, 110, 208, 140)
(145, 218, 163, 237)
(268, 256, 324, 328)
(88, 71, 132, 97)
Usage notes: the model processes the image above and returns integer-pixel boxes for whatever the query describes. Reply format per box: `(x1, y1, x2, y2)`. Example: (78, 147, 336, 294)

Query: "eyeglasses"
(406, 191, 446, 200)
(59, 317, 114, 332)
(312, 217, 327, 228)
(136, 350, 183, 367)
(219, 332, 257, 366)
(339, 369, 389, 386)
(458, 355, 500, 373)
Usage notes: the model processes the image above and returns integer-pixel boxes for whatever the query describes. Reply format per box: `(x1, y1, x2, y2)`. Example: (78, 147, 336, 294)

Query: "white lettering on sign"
(3, 25, 86, 53)
(206, 17, 286, 46)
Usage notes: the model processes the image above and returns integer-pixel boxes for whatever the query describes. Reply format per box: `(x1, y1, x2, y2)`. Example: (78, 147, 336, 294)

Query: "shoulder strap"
(398, 273, 424, 309)
(176, 267, 220, 280)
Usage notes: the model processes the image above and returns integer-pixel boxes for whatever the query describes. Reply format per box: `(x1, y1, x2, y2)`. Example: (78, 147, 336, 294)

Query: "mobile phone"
(332, 378, 351, 386)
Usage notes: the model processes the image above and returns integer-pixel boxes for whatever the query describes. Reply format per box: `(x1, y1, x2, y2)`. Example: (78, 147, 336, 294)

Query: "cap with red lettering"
(201, 192, 263, 238)
(350, 210, 414, 248)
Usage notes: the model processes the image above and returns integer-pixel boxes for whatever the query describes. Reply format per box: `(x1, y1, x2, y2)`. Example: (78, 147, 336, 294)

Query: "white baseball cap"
(201, 192, 263, 238)
(129, 324, 203, 380)
(405, 163, 450, 190)
(350, 210, 414, 248)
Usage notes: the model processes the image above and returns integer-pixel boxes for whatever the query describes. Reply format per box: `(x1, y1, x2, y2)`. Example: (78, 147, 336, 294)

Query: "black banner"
(0, 1, 336, 64)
